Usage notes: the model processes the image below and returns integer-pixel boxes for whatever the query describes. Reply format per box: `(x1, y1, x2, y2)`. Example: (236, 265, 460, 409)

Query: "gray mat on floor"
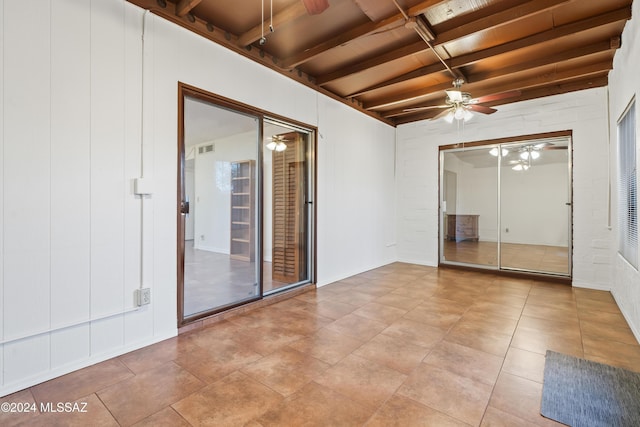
(541, 350, 640, 427)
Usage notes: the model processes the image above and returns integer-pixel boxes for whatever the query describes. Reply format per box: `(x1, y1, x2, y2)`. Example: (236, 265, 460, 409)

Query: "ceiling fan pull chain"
(260, 0, 265, 44)
(269, 0, 274, 32)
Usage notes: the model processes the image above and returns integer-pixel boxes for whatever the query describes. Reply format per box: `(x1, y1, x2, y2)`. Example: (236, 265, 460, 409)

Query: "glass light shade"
(275, 142, 287, 152)
(512, 164, 523, 171)
(444, 110, 455, 123)
(530, 150, 540, 159)
(266, 141, 277, 150)
(490, 147, 499, 156)
(520, 151, 529, 160)
(454, 106, 466, 120)
(463, 109, 473, 122)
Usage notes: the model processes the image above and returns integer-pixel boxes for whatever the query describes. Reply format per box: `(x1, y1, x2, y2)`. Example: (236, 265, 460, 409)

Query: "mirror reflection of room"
(183, 97, 260, 317)
(182, 98, 311, 319)
(441, 138, 570, 276)
(263, 124, 309, 293)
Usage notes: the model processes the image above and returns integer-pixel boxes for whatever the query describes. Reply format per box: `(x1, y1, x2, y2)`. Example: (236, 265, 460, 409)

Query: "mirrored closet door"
(440, 134, 572, 277)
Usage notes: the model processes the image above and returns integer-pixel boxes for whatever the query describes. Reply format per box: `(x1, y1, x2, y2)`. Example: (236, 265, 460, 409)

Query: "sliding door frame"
(177, 82, 317, 327)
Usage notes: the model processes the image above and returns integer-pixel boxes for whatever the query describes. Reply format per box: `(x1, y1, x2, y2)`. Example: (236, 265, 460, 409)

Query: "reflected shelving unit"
(230, 160, 255, 261)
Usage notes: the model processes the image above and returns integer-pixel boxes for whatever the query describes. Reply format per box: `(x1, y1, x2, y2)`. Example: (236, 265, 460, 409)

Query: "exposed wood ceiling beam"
(280, 0, 442, 69)
(362, 6, 629, 110)
(123, 0, 394, 125)
(317, 0, 574, 86)
(175, 0, 202, 17)
(350, 38, 616, 98)
(370, 58, 612, 111)
(434, 0, 571, 45)
(237, 1, 308, 47)
(316, 40, 428, 85)
(280, 13, 406, 69)
(346, 62, 446, 98)
(469, 38, 616, 82)
(449, 6, 630, 67)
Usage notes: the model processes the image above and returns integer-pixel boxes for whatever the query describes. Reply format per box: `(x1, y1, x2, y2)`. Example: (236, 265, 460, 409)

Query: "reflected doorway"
(440, 133, 572, 276)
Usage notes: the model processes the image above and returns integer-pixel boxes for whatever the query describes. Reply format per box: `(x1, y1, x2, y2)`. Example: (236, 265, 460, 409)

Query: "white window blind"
(618, 100, 637, 268)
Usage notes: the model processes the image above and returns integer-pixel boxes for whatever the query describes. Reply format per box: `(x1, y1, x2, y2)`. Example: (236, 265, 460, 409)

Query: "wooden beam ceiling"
(125, 0, 632, 126)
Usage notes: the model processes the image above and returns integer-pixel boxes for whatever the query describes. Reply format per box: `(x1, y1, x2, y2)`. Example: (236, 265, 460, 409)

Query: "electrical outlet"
(135, 288, 151, 306)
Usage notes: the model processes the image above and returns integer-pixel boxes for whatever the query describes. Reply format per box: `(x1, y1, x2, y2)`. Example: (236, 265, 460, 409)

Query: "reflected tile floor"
(3, 263, 640, 426)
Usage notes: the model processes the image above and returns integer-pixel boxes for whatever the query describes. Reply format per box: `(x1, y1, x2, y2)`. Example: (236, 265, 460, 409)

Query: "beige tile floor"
(3, 263, 640, 426)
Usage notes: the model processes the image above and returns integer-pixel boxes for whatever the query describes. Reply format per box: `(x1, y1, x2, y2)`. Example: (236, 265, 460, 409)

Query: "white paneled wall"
(609, 0, 640, 340)
(0, 0, 397, 395)
(315, 98, 397, 285)
(3, 0, 52, 384)
(49, 0, 92, 370)
(396, 88, 612, 291)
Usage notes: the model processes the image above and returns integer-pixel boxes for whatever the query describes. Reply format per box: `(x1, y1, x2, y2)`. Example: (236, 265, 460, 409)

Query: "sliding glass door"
(181, 96, 261, 318)
(440, 134, 572, 276)
(178, 84, 316, 325)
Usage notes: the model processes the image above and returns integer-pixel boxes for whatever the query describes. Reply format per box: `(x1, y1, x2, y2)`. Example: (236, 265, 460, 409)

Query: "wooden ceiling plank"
(469, 39, 615, 83)
(434, 0, 571, 45)
(175, 0, 202, 17)
(351, 39, 614, 98)
(316, 41, 428, 85)
(450, 6, 630, 67)
(124, 0, 394, 125)
(346, 62, 445, 98)
(369, 58, 612, 111)
(316, 0, 601, 86)
(486, 60, 612, 95)
(237, 2, 309, 47)
(281, 14, 406, 69)
(281, 0, 442, 69)
(364, 7, 629, 109)
(317, 4, 631, 85)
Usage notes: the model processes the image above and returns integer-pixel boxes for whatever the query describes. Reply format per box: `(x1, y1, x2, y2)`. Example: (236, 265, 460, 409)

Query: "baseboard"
(0, 331, 176, 398)
(611, 290, 640, 345)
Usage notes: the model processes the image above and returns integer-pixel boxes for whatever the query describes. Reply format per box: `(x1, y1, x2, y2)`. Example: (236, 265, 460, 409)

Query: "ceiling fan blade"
(470, 90, 521, 104)
(302, 0, 330, 15)
(403, 104, 449, 112)
(468, 104, 497, 115)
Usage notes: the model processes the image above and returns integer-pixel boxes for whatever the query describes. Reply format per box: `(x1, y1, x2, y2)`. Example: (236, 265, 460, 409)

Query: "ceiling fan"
(265, 134, 292, 151)
(405, 78, 521, 122)
(501, 142, 568, 171)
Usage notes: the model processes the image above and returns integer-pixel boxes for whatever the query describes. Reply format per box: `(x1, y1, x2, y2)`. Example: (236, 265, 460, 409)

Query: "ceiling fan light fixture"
(275, 142, 287, 151)
(266, 141, 277, 150)
(489, 147, 508, 157)
(520, 151, 529, 160)
(444, 110, 455, 123)
(530, 150, 540, 159)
